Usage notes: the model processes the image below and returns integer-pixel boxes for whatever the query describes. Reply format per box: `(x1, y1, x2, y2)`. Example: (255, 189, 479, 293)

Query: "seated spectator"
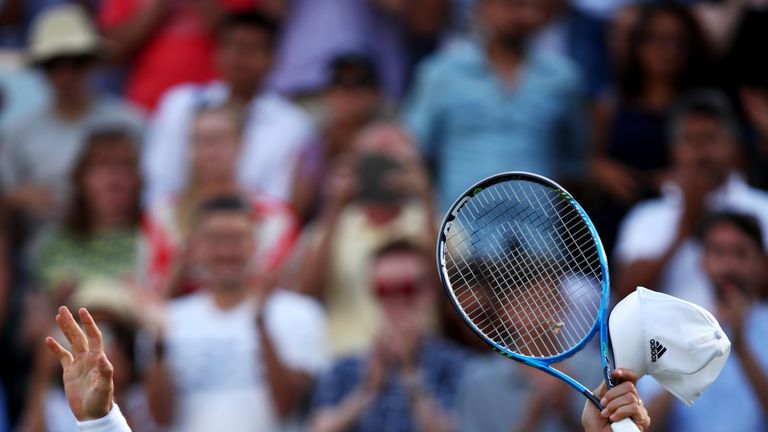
(297, 122, 436, 358)
(143, 11, 314, 205)
(404, 0, 588, 212)
(0, 4, 144, 234)
(641, 212, 768, 431)
(614, 89, 768, 310)
(143, 105, 298, 297)
(591, 3, 712, 254)
(292, 52, 390, 223)
(97, 0, 261, 110)
(144, 196, 328, 431)
(309, 240, 470, 432)
(31, 127, 142, 300)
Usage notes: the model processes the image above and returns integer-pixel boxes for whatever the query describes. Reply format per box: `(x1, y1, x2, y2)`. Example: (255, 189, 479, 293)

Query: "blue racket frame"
(436, 172, 614, 408)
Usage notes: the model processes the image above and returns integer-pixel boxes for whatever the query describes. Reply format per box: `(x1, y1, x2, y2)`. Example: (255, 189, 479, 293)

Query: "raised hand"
(45, 306, 114, 421)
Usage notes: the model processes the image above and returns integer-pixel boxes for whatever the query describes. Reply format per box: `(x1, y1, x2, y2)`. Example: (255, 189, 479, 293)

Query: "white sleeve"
(142, 87, 194, 204)
(267, 292, 330, 375)
(77, 404, 131, 432)
(613, 201, 678, 264)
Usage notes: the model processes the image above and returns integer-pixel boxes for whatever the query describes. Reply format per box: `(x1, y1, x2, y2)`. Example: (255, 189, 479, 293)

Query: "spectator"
(641, 212, 768, 431)
(144, 196, 328, 431)
(458, 345, 602, 431)
(591, 3, 711, 253)
(297, 122, 436, 358)
(614, 89, 768, 310)
(97, 0, 261, 111)
(404, 0, 588, 211)
(291, 52, 390, 223)
(142, 10, 314, 205)
(31, 127, 142, 300)
(0, 4, 144, 234)
(309, 240, 469, 432)
(269, 0, 449, 100)
(143, 104, 298, 297)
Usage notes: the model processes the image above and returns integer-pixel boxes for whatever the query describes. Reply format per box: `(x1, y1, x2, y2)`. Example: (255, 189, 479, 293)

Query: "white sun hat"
(27, 4, 102, 64)
(609, 286, 731, 406)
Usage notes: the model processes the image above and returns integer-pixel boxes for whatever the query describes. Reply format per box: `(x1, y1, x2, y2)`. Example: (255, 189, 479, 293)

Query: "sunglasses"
(374, 280, 422, 299)
(41, 55, 94, 72)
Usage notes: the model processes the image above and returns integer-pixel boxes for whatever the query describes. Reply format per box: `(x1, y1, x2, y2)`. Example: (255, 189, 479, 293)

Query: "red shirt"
(99, 0, 257, 111)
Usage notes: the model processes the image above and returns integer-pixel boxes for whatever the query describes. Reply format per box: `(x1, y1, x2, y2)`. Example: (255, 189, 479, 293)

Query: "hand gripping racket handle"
(610, 418, 641, 432)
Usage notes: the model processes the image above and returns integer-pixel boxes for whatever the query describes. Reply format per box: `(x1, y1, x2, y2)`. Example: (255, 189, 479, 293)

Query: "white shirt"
(142, 82, 314, 204)
(614, 173, 768, 311)
(163, 290, 329, 432)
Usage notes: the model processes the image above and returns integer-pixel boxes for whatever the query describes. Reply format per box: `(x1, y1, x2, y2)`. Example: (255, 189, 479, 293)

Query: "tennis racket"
(436, 172, 639, 432)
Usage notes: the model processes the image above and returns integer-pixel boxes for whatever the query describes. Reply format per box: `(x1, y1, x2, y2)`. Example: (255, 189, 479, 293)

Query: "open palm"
(46, 306, 114, 421)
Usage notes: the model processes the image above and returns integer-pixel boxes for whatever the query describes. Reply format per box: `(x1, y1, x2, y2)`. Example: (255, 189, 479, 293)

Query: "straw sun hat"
(27, 4, 102, 64)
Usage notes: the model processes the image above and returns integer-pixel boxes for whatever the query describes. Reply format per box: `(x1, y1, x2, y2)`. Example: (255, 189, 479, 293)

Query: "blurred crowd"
(0, 0, 767, 431)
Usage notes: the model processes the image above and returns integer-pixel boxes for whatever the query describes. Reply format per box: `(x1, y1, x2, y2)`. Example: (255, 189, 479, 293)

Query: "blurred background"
(0, 0, 767, 431)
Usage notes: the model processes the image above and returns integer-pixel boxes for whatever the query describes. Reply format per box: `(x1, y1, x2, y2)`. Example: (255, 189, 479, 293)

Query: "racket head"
(437, 172, 611, 368)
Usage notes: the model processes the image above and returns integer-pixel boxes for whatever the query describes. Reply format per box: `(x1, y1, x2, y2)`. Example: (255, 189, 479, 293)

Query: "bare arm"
(144, 338, 176, 426)
(102, 1, 170, 64)
(256, 317, 312, 418)
(297, 159, 356, 298)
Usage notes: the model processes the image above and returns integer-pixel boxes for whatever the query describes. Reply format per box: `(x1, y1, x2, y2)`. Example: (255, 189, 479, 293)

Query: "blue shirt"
(639, 304, 768, 431)
(403, 40, 589, 211)
(311, 338, 471, 432)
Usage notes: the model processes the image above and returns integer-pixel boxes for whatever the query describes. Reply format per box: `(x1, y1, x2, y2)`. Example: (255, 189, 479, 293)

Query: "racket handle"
(610, 418, 641, 432)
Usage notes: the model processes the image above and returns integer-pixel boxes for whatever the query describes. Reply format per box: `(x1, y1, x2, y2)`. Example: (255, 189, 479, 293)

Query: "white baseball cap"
(609, 286, 730, 406)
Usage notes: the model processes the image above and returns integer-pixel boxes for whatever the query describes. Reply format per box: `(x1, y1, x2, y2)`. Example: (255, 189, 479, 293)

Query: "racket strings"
(443, 180, 602, 358)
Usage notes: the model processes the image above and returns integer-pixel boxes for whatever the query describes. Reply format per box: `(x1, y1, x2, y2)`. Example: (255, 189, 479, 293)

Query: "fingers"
(56, 306, 88, 356)
(602, 391, 640, 415)
(79, 308, 103, 355)
(601, 381, 637, 407)
(612, 368, 639, 385)
(45, 336, 73, 367)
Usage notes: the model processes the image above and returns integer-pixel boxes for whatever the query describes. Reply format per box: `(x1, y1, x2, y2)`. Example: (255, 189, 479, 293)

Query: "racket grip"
(610, 418, 641, 432)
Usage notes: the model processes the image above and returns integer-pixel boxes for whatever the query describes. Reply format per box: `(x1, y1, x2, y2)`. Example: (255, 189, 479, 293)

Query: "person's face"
(478, 0, 549, 46)
(638, 12, 688, 81)
(215, 26, 273, 93)
(673, 114, 735, 183)
(372, 251, 430, 319)
(703, 222, 764, 300)
(191, 112, 241, 181)
(82, 142, 139, 218)
(325, 84, 381, 125)
(43, 55, 93, 98)
(195, 211, 256, 290)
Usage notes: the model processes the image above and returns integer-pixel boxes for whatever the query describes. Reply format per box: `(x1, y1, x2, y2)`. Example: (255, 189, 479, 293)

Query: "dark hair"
(699, 211, 765, 253)
(668, 88, 741, 143)
(65, 127, 141, 236)
(620, 3, 710, 101)
(216, 10, 280, 46)
(192, 195, 252, 226)
(328, 51, 380, 89)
